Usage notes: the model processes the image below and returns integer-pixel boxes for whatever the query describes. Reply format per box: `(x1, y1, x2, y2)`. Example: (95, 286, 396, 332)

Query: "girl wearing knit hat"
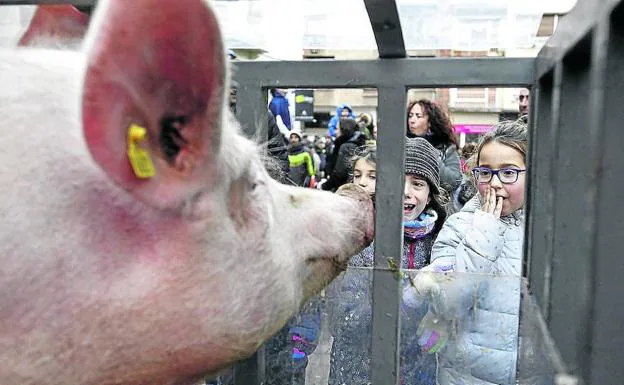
(326, 138, 447, 385)
(402, 137, 448, 242)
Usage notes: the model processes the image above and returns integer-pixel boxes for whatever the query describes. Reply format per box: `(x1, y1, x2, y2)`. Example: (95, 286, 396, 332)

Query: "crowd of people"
(210, 89, 530, 385)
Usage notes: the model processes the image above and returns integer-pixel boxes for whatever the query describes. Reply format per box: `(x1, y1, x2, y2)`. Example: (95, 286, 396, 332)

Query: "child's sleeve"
(305, 152, 315, 177)
(288, 295, 322, 363)
(431, 210, 505, 274)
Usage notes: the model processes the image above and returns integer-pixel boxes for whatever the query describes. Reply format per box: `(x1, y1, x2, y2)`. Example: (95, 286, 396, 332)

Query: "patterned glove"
(291, 334, 309, 360)
(416, 311, 449, 354)
(412, 271, 442, 298)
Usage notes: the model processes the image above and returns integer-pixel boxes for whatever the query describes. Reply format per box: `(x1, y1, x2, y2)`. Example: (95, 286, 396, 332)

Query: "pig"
(0, 0, 374, 384)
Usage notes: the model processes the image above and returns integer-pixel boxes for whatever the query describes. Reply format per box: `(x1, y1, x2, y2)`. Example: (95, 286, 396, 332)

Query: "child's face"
(403, 175, 430, 222)
(289, 134, 300, 144)
(353, 159, 376, 197)
(477, 141, 526, 216)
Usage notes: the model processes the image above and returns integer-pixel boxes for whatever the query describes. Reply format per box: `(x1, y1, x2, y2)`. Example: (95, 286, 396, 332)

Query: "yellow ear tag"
(127, 124, 156, 179)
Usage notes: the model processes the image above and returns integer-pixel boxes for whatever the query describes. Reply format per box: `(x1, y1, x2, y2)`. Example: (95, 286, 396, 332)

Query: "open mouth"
(404, 203, 416, 214)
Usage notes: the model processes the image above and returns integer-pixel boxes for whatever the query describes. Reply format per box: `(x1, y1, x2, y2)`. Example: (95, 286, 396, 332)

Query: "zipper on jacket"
(408, 242, 416, 269)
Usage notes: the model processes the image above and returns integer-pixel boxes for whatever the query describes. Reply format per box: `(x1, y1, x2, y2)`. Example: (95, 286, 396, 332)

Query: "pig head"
(0, 0, 373, 384)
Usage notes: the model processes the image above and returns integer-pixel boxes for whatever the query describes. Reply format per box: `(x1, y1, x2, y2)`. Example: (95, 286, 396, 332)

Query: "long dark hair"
(406, 99, 458, 149)
(338, 118, 358, 139)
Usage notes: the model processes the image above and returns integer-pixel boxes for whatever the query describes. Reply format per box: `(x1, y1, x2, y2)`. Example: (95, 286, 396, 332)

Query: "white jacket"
(430, 196, 524, 385)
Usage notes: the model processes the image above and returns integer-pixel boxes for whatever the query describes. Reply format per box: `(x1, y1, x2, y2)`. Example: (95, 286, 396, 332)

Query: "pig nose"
(336, 183, 375, 244)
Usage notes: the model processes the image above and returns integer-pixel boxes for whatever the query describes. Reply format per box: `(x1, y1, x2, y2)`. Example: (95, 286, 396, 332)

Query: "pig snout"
(335, 183, 375, 247)
(293, 183, 375, 300)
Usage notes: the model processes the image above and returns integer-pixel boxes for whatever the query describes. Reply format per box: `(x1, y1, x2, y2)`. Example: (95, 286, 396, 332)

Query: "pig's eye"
(251, 178, 266, 191)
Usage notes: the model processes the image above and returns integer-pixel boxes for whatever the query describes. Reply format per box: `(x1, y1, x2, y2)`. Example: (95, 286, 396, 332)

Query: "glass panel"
(288, 269, 562, 385)
(398, 0, 546, 51)
(0, 1, 579, 57)
(205, 269, 564, 385)
(517, 281, 566, 385)
(213, 0, 377, 59)
(214, 0, 555, 56)
(0, 5, 35, 48)
(400, 269, 523, 385)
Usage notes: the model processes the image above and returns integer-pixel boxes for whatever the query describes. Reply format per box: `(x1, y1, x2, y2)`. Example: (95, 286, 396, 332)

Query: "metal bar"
(363, 0, 406, 58)
(525, 77, 553, 313)
(231, 81, 267, 385)
(526, 74, 556, 319)
(535, 0, 615, 79)
(548, 37, 592, 375)
(232, 348, 264, 385)
(234, 85, 267, 141)
(542, 63, 563, 322)
(522, 85, 536, 280)
(370, 85, 406, 385)
(581, 12, 609, 385)
(232, 58, 534, 89)
(586, 7, 624, 384)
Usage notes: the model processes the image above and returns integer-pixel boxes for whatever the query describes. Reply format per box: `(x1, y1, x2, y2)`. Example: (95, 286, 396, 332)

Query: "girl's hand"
(482, 187, 503, 219)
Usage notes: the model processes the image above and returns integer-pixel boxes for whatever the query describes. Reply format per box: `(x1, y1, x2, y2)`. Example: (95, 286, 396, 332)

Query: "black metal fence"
(2, 0, 623, 384)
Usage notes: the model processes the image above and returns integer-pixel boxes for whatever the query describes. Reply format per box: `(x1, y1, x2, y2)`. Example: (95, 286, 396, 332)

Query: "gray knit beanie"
(404, 137, 441, 194)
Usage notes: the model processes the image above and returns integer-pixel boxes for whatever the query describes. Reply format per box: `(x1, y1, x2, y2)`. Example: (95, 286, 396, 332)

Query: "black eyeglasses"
(472, 167, 526, 184)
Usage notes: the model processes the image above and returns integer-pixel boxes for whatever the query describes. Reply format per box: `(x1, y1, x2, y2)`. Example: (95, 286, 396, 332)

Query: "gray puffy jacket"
(429, 196, 524, 385)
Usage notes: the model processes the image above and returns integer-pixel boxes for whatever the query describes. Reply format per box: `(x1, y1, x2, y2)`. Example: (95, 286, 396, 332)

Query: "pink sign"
(454, 124, 494, 134)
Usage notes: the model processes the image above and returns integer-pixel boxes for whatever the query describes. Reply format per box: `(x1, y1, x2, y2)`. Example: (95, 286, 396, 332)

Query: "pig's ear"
(18, 5, 89, 47)
(82, 0, 227, 209)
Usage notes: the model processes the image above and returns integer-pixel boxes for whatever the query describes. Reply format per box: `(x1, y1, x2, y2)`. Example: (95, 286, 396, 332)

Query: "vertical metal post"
(235, 84, 268, 141)
(579, 13, 609, 384)
(523, 85, 537, 279)
(526, 76, 554, 308)
(549, 37, 593, 375)
(370, 85, 406, 385)
(541, 63, 563, 321)
(586, 8, 624, 384)
(232, 349, 264, 385)
(232, 83, 266, 385)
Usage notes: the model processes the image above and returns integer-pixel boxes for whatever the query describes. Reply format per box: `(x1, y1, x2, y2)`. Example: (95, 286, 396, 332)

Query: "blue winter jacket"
(327, 104, 355, 138)
(269, 91, 292, 130)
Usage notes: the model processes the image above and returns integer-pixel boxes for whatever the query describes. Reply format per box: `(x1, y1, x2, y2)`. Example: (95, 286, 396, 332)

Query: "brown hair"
(350, 144, 377, 172)
(476, 120, 528, 166)
(406, 99, 458, 148)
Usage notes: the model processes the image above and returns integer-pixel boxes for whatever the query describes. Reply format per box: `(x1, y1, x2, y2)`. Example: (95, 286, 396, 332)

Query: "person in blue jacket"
(269, 88, 292, 131)
(327, 104, 355, 139)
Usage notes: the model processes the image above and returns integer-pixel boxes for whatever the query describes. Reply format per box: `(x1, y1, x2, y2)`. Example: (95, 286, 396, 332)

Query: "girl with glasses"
(408, 120, 528, 385)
